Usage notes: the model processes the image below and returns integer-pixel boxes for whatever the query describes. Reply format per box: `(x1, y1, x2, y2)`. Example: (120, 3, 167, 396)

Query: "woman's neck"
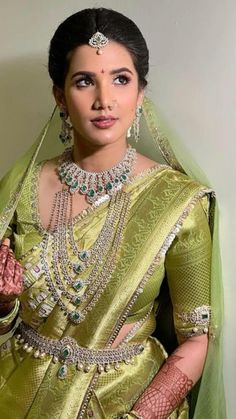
(72, 138, 128, 172)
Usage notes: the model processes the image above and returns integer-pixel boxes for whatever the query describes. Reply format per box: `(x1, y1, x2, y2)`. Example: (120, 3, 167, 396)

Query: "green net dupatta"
(0, 97, 226, 419)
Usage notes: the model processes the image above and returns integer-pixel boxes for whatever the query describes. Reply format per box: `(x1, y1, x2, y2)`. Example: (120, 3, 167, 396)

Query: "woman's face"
(54, 41, 144, 148)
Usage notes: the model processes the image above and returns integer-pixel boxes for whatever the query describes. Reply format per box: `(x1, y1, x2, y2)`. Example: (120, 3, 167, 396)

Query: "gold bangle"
(129, 411, 144, 419)
(0, 299, 20, 327)
(120, 411, 143, 419)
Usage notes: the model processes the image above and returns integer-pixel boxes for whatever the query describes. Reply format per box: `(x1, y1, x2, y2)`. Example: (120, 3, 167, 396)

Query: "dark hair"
(48, 7, 149, 90)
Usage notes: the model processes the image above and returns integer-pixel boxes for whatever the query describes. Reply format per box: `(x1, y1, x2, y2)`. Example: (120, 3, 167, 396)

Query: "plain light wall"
(0, 1, 235, 417)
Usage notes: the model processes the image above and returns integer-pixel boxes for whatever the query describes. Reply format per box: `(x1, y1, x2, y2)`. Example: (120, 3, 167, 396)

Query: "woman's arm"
(132, 334, 208, 419)
(130, 197, 212, 419)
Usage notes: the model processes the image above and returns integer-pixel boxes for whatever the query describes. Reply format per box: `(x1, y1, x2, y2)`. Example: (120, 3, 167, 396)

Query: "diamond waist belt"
(15, 322, 145, 379)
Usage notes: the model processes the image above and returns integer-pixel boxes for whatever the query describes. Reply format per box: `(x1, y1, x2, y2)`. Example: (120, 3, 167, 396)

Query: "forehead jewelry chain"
(88, 31, 109, 55)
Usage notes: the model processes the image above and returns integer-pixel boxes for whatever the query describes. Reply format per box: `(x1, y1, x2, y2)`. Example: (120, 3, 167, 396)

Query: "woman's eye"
(114, 75, 130, 85)
(75, 77, 93, 87)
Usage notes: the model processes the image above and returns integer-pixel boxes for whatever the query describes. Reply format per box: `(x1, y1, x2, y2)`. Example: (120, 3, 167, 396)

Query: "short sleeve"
(165, 196, 212, 340)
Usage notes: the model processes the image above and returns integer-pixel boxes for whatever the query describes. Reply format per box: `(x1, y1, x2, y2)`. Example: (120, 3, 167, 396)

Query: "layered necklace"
(57, 146, 137, 203)
(39, 147, 135, 324)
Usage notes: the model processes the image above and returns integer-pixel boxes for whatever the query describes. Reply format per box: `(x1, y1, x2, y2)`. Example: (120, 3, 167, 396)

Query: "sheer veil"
(0, 96, 225, 419)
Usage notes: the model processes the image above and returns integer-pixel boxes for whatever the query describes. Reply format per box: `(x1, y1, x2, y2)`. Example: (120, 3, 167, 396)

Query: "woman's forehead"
(67, 41, 135, 74)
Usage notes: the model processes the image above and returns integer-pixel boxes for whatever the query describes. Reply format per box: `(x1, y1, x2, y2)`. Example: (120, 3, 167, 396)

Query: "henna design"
(0, 243, 24, 304)
(0, 244, 9, 278)
(133, 355, 193, 419)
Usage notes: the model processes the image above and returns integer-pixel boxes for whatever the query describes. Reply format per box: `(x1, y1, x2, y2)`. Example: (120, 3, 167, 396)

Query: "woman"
(0, 7, 225, 419)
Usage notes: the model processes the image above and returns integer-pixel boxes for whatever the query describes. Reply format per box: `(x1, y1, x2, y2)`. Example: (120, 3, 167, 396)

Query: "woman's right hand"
(0, 238, 24, 313)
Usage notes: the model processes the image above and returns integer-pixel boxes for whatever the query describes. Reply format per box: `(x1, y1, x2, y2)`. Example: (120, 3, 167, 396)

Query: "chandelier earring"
(59, 110, 73, 145)
(127, 126, 132, 139)
(133, 105, 143, 143)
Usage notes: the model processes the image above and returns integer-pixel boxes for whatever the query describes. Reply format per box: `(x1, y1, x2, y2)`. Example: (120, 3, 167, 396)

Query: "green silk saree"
(0, 98, 226, 418)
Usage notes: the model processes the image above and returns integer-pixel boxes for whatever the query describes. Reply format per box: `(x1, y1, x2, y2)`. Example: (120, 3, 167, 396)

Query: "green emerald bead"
(106, 182, 113, 190)
(73, 297, 81, 306)
(62, 347, 71, 359)
(88, 189, 95, 197)
(71, 311, 81, 322)
(58, 365, 68, 379)
(114, 178, 120, 184)
(73, 280, 83, 290)
(79, 251, 90, 261)
(73, 263, 84, 274)
(98, 185, 104, 192)
(59, 169, 66, 177)
(72, 180, 78, 188)
(80, 184, 87, 192)
(66, 175, 73, 185)
(63, 349, 69, 358)
(120, 174, 128, 182)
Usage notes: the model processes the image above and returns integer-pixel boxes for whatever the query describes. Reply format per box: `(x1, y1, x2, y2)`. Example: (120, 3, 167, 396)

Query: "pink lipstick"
(91, 116, 118, 129)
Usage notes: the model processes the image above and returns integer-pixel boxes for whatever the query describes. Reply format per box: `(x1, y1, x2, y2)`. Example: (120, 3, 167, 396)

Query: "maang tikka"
(59, 110, 73, 145)
(88, 31, 109, 55)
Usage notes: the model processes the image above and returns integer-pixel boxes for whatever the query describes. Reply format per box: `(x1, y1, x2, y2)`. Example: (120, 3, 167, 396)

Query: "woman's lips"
(91, 117, 118, 129)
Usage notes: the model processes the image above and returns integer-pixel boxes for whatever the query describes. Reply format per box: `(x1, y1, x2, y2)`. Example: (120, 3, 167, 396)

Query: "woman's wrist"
(0, 300, 16, 316)
(0, 298, 20, 329)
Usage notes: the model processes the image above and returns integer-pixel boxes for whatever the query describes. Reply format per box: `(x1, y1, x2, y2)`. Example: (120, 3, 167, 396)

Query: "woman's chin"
(74, 132, 126, 148)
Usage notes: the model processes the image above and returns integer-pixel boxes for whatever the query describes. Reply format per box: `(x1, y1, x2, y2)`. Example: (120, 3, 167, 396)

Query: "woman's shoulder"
(135, 155, 214, 219)
(25, 156, 60, 192)
(133, 153, 159, 176)
(16, 157, 59, 210)
(152, 162, 210, 193)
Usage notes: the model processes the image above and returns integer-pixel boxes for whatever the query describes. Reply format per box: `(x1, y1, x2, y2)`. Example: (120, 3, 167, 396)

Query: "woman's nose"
(92, 84, 114, 111)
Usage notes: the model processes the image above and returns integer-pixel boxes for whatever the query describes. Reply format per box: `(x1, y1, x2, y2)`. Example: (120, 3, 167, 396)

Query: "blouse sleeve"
(165, 196, 212, 341)
(2, 213, 16, 241)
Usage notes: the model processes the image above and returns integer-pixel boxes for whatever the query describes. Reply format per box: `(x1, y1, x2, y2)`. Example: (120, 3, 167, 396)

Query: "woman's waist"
(15, 321, 145, 376)
(14, 321, 166, 378)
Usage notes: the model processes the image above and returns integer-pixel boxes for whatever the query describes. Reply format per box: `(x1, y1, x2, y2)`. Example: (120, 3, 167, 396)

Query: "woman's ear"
(53, 85, 66, 109)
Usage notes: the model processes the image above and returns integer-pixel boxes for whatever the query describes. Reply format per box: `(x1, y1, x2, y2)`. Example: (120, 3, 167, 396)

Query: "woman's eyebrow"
(110, 67, 133, 75)
(71, 67, 133, 80)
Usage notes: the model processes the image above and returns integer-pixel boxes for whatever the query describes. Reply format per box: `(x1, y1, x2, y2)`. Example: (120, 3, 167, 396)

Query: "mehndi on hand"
(0, 238, 24, 309)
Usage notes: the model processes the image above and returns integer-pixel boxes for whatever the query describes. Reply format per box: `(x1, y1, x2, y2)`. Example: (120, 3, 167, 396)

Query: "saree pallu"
(0, 162, 213, 419)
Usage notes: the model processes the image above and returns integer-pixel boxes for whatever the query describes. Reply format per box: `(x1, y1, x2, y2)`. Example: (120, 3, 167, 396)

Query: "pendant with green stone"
(80, 184, 87, 194)
(60, 345, 72, 361)
(114, 177, 120, 185)
(59, 168, 66, 178)
(87, 189, 96, 198)
(65, 175, 73, 185)
(69, 311, 81, 324)
(58, 364, 68, 380)
(106, 182, 113, 191)
(73, 295, 82, 306)
(79, 250, 90, 261)
(120, 174, 128, 183)
(73, 262, 85, 274)
(73, 280, 84, 291)
(97, 184, 105, 193)
(70, 180, 79, 193)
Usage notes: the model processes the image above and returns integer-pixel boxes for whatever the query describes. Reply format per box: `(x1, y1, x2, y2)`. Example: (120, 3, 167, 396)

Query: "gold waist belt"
(15, 322, 144, 379)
